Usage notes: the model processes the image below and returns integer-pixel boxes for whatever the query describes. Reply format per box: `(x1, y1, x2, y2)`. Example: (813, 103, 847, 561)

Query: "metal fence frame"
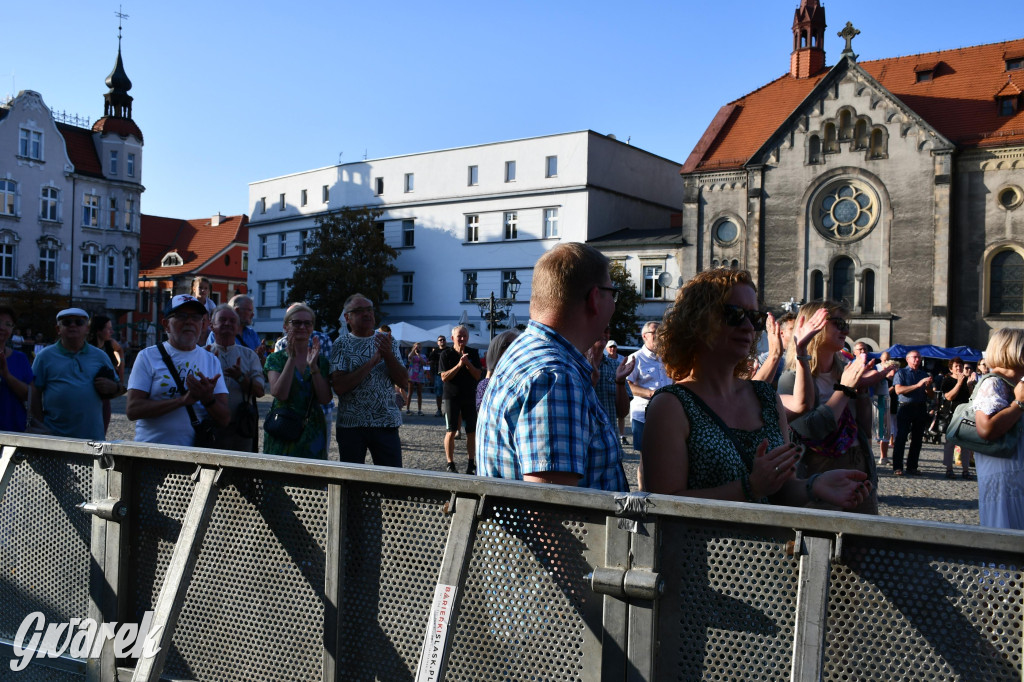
(1, 433, 1022, 681)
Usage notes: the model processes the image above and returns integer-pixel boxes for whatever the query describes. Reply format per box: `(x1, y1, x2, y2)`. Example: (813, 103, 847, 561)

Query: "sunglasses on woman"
(722, 304, 767, 328)
(827, 317, 850, 334)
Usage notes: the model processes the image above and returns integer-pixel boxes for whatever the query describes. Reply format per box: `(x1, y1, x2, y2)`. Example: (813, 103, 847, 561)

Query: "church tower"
(790, 0, 827, 78)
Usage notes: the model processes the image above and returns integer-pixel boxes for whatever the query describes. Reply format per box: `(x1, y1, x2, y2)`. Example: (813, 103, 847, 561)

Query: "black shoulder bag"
(156, 342, 220, 449)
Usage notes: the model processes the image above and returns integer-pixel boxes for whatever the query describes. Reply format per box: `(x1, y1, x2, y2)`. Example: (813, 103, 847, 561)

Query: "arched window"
(808, 135, 821, 164)
(854, 119, 869, 149)
(990, 250, 1024, 314)
(831, 257, 855, 305)
(870, 128, 887, 158)
(811, 270, 824, 300)
(730, 259, 739, 269)
(824, 123, 839, 153)
(863, 269, 875, 313)
(838, 110, 853, 140)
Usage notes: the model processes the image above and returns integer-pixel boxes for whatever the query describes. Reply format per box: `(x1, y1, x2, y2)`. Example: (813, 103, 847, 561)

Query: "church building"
(680, 0, 1024, 350)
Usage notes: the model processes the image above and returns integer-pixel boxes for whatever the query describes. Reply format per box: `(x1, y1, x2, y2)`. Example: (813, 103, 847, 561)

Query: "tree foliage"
(608, 262, 643, 346)
(4, 265, 65, 337)
(287, 207, 399, 332)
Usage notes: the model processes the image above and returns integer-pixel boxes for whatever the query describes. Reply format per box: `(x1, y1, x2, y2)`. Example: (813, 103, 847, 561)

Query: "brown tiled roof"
(139, 214, 249, 278)
(56, 123, 104, 178)
(686, 37, 1024, 173)
(92, 116, 143, 143)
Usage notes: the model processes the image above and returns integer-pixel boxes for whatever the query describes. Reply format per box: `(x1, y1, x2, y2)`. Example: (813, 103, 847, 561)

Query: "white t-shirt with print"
(128, 342, 228, 446)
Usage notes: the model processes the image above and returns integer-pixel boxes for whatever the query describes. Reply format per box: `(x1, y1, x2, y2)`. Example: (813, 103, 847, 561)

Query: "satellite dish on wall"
(658, 271, 678, 289)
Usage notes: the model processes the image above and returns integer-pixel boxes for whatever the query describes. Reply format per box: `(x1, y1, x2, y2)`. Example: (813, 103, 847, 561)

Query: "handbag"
(945, 374, 1020, 458)
(264, 382, 315, 443)
(157, 342, 221, 449)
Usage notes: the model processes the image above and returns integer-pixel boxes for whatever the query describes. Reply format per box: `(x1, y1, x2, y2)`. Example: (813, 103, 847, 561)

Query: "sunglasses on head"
(722, 304, 767, 328)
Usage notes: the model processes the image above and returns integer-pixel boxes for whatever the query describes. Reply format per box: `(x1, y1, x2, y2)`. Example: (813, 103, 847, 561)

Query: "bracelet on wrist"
(806, 473, 823, 503)
(739, 475, 757, 503)
(833, 383, 857, 398)
(796, 354, 812, 361)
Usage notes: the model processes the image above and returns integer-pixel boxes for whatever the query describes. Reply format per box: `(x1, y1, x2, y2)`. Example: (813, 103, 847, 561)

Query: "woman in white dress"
(972, 328, 1024, 530)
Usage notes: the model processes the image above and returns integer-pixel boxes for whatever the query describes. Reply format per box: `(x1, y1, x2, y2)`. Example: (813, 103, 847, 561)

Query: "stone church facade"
(680, 0, 1024, 351)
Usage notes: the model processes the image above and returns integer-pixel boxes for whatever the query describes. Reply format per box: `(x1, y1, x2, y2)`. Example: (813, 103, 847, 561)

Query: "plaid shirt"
(476, 320, 627, 492)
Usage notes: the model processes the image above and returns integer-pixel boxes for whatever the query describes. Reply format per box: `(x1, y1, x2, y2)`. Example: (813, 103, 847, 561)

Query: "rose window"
(814, 180, 878, 242)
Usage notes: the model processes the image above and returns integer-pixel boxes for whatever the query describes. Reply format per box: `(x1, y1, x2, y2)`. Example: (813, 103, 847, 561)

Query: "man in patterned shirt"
(330, 294, 408, 467)
(476, 243, 627, 491)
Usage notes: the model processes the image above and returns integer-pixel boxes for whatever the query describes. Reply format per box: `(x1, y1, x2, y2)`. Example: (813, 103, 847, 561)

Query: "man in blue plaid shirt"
(476, 243, 628, 491)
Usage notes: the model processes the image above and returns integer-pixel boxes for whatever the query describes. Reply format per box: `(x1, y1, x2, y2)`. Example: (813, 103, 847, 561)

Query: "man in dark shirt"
(438, 325, 481, 474)
(940, 357, 976, 479)
(426, 335, 447, 417)
(892, 350, 933, 475)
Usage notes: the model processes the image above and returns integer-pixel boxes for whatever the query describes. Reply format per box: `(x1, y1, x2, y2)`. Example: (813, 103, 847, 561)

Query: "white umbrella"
(457, 309, 470, 326)
(384, 321, 431, 345)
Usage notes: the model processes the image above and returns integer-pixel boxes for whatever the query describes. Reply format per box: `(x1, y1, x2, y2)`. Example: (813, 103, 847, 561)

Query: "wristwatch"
(1014, 400, 1024, 411)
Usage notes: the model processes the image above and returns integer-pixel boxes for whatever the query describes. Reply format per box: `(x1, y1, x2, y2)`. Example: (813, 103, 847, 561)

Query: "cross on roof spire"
(839, 21, 860, 58)
(115, 5, 129, 44)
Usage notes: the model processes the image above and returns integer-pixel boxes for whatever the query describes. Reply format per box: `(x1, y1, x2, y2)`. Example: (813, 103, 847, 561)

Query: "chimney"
(211, 212, 223, 227)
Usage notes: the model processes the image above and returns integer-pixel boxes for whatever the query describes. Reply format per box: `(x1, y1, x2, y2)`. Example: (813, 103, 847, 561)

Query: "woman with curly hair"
(777, 301, 894, 514)
(641, 269, 872, 508)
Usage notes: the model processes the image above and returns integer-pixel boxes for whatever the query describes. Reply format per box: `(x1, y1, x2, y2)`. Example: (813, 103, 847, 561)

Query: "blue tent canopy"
(882, 344, 983, 363)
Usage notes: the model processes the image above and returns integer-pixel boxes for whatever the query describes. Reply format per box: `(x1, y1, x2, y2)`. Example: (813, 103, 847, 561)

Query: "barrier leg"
(323, 482, 347, 681)
(0, 445, 19, 503)
(131, 466, 221, 682)
(626, 522, 659, 681)
(600, 520, 630, 680)
(791, 534, 833, 682)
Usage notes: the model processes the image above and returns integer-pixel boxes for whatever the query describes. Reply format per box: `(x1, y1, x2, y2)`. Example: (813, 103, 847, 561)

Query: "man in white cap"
(127, 294, 229, 446)
(31, 308, 120, 440)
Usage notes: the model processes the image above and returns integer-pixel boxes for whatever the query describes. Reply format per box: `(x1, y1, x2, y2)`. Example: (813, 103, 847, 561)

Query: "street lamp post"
(476, 275, 522, 341)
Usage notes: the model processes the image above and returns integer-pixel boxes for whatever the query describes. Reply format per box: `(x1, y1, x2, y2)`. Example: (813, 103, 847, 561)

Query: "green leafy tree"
(287, 207, 398, 332)
(608, 262, 643, 345)
(6, 265, 65, 336)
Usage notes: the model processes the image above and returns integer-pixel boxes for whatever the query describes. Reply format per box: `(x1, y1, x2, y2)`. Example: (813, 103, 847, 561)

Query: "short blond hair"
(530, 243, 609, 318)
(283, 302, 316, 327)
(984, 328, 1024, 373)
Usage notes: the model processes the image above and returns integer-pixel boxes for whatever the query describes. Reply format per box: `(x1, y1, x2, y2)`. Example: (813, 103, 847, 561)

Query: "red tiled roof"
(56, 123, 104, 178)
(686, 37, 1024, 173)
(92, 116, 143, 143)
(139, 214, 249, 278)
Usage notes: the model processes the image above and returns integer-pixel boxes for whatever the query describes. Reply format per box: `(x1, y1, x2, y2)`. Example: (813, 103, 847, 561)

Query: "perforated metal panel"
(825, 540, 1023, 681)
(0, 654, 85, 682)
(337, 485, 452, 680)
(444, 502, 603, 681)
(129, 463, 329, 681)
(657, 522, 799, 681)
(0, 453, 93, 640)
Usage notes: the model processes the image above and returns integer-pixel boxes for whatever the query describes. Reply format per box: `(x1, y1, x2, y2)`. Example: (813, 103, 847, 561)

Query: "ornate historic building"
(680, 0, 1024, 350)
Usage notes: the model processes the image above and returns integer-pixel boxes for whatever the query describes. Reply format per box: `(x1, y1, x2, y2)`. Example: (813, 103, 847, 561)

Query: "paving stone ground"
(106, 392, 980, 526)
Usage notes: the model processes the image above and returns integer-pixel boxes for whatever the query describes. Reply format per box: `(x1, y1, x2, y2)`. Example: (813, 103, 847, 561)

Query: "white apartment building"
(247, 130, 683, 338)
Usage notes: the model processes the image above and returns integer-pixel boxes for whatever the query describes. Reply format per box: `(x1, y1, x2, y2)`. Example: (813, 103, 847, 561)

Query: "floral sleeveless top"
(655, 381, 784, 503)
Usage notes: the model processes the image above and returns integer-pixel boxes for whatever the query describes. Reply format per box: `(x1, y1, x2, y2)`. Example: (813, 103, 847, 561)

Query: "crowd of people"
(2, 245, 1021, 531)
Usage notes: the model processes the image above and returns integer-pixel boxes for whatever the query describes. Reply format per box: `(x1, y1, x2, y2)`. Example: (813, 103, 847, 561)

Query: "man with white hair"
(438, 325, 481, 473)
(623, 321, 672, 453)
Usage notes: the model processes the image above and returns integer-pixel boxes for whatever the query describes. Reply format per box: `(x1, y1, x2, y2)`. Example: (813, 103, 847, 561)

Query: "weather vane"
(115, 5, 129, 43)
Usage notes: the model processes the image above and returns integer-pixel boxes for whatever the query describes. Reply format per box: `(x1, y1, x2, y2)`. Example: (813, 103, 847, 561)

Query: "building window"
(504, 211, 518, 240)
(1007, 57, 1024, 71)
(808, 135, 822, 164)
(242, 251, 248, 271)
(811, 270, 824, 300)
(643, 265, 664, 299)
(0, 243, 14, 279)
(401, 274, 414, 302)
(812, 179, 879, 242)
(998, 186, 1024, 210)
(404, 173, 414, 193)
(915, 70, 933, 83)
(464, 271, 478, 300)
(258, 282, 268, 307)
(110, 150, 118, 175)
(853, 120, 869, 149)
(40, 187, 59, 222)
(301, 189, 308, 206)
(402, 219, 415, 247)
(127, 153, 135, 177)
(161, 252, 183, 267)
(279, 193, 286, 210)
(838, 110, 853, 140)
(863, 269, 875, 313)
(1, 180, 16, 216)
(375, 222, 385, 242)
(375, 177, 384, 195)
(322, 185, 330, 203)
(831, 257, 855, 305)
(998, 97, 1018, 117)
(869, 128, 888, 158)
(468, 165, 478, 186)
(259, 197, 266, 214)
(990, 249, 1024, 314)
(501, 270, 517, 298)
(300, 230, 310, 255)
(259, 235, 268, 259)
(278, 233, 287, 257)
(39, 243, 58, 282)
(277, 280, 289, 307)
(82, 194, 100, 227)
(544, 208, 559, 238)
(123, 254, 133, 288)
(505, 161, 516, 182)
(713, 217, 740, 246)
(824, 123, 839, 153)
(106, 253, 117, 286)
(466, 215, 479, 242)
(546, 156, 558, 177)
(82, 251, 98, 286)
(18, 129, 42, 160)
(108, 197, 118, 229)
(124, 197, 134, 230)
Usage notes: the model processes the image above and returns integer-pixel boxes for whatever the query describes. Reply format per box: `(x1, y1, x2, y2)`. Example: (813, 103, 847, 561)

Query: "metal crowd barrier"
(0, 433, 1021, 681)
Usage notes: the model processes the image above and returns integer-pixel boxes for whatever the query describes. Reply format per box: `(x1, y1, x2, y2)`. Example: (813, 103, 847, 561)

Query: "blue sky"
(4, 1, 1019, 219)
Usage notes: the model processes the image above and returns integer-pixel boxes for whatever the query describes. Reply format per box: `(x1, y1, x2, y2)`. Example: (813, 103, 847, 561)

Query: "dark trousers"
(893, 402, 927, 471)
(337, 426, 403, 467)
